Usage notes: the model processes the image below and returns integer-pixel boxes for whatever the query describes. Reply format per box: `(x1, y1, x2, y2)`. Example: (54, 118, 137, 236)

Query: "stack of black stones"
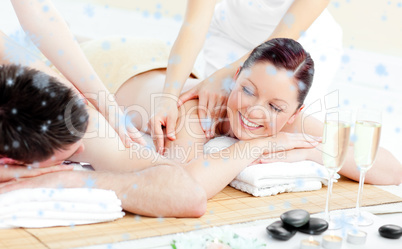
(266, 209, 328, 241)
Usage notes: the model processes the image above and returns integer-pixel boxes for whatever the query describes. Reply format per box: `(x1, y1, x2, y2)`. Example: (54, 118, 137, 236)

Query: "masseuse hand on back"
(179, 68, 233, 138)
(149, 68, 231, 155)
(10, 0, 146, 147)
(148, 0, 218, 154)
(148, 0, 329, 154)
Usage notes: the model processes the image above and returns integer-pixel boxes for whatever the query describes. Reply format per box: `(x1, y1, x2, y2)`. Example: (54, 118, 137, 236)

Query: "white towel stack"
(230, 162, 334, 197)
(0, 188, 124, 228)
(204, 136, 337, 197)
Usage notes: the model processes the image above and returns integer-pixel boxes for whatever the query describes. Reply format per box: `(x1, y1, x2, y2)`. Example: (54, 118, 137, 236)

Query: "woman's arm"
(149, 0, 217, 153)
(308, 145, 402, 185)
(246, 0, 330, 66)
(10, 0, 98, 95)
(163, 101, 319, 198)
(10, 0, 145, 146)
(185, 133, 318, 199)
(164, 0, 217, 97)
(287, 113, 402, 185)
(0, 31, 79, 93)
(269, 0, 330, 40)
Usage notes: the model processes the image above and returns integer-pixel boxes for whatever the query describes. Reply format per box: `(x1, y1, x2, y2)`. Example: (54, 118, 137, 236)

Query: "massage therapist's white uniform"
(203, 0, 343, 109)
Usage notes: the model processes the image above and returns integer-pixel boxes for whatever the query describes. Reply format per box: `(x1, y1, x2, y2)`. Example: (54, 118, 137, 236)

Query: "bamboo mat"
(1, 178, 402, 249)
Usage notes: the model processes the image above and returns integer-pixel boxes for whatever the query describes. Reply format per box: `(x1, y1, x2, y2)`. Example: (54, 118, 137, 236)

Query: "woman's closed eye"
(242, 86, 254, 96)
(270, 103, 282, 113)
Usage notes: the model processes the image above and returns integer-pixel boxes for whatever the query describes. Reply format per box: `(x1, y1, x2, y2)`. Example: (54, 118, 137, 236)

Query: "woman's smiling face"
(226, 62, 302, 140)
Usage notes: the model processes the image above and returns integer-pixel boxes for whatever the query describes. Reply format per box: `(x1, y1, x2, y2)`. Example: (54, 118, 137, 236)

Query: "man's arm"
(0, 104, 207, 217)
(0, 165, 206, 218)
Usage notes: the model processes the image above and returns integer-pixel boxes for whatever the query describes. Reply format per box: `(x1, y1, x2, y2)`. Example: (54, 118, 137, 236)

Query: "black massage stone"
(266, 221, 297, 241)
(280, 209, 310, 228)
(379, 224, 402, 239)
(297, 217, 328, 235)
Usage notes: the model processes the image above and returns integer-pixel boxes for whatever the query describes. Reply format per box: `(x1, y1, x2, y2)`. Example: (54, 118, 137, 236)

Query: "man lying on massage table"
(0, 63, 207, 218)
(0, 0, 204, 218)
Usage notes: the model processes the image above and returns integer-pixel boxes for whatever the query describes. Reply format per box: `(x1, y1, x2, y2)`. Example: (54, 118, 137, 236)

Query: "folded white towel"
(204, 136, 337, 197)
(229, 162, 333, 197)
(234, 162, 330, 187)
(0, 188, 124, 228)
(230, 179, 323, 197)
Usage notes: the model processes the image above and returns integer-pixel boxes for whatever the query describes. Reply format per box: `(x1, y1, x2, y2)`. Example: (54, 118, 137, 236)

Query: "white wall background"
(72, 0, 402, 57)
(0, 0, 401, 160)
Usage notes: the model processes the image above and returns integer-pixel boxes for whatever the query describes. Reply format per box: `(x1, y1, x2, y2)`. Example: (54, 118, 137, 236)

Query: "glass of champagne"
(322, 109, 352, 229)
(349, 108, 382, 226)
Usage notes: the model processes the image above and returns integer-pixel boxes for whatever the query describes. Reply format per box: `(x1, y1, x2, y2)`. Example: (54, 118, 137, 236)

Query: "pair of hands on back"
(149, 70, 231, 154)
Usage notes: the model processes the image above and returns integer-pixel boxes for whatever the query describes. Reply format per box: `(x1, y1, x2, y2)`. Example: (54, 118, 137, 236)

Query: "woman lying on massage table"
(0, 37, 401, 209)
(76, 37, 402, 199)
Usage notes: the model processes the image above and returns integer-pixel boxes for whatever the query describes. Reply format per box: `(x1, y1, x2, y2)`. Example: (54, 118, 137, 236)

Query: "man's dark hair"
(0, 64, 89, 163)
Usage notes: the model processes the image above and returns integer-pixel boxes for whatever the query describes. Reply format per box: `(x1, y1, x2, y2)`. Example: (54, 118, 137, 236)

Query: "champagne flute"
(350, 108, 382, 226)
(322, 109, 352, 229)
